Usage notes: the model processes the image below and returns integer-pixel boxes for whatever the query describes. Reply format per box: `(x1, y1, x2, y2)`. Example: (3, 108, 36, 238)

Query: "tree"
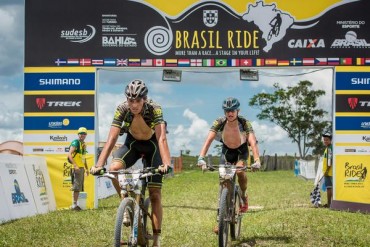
(249, 80, 330, 159)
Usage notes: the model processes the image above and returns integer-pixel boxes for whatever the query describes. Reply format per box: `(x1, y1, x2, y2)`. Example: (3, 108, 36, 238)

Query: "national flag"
(227, 59, 240, 67)
(277, 60, 289, 66)
(215, 59, 227, 67)
(340, 58, 352, 65)
(190, 59, 202, 67)
(302, 58, 315, 66)
(55, 58, 67, 66)
(141, 59, 153, 66)
(365, 58, 370, 65)
(104, 58, 116, 66)
(289, 58, 302, 66)
(79, 58, 91, 66)
(92, 59, 104, 66)
(356, 58, 365, 65)
(165, 59, 177, 67)
(253, 58, 264, 66)
(203, 59, 214, 67)
(327, 57, 340, 65)
(154, 59, 164, 67)
(178, 59, 190, 67)
(129, 58, 141, 66)
(116, 59, 128, 66)
(265, 58, 277, 66)
(315, 58, 327, 65)
(240, 59, 252, 67)
(67, 58, 79, 65)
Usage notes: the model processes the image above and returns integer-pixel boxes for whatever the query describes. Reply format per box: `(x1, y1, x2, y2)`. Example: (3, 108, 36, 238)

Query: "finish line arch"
(24, 0, 370, 212)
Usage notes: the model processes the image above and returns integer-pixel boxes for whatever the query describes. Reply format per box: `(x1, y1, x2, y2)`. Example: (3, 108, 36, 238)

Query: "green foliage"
(1, 171, 369, 246)
(249, 80, 331, 158)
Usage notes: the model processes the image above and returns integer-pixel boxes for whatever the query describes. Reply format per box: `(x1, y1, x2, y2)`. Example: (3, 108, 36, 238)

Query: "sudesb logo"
(36, 98, 46, 110)
(348, 97, 358, 109)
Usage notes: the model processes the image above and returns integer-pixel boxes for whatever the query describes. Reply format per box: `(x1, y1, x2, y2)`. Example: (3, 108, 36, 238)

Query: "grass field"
(1, 170, 369, 247)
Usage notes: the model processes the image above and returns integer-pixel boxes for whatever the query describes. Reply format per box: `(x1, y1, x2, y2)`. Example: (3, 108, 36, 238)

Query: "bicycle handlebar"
(91, 166, 173, 176)
(203, 164, 249, 172)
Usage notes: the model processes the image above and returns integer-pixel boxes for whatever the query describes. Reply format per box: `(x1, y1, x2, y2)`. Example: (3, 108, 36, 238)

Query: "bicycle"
(96, 166, 170, 247)
(267, 23, 280, 40)
(203, 163, 248, 247)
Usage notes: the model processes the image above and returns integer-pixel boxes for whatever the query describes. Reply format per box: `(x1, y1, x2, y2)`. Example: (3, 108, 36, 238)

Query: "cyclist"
(198, 97, 261, 215)
(91, 79, 171, 247)
(269, 13, 282, 36)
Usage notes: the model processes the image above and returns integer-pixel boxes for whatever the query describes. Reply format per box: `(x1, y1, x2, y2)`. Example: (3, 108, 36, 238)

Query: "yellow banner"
(335, 155, 370, 204)
(45, 155, 95, 209)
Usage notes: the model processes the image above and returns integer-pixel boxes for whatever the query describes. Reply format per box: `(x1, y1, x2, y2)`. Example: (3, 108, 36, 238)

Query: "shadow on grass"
(163, 204, 216, 211)
(233, 235, 292, 246)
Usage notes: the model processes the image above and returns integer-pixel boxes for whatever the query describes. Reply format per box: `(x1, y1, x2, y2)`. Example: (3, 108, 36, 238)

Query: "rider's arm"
(199, 131, 217, 157)
(95, 126, 120, 168)
(247, 132, 260, 162)
(155, 122, 171, 167)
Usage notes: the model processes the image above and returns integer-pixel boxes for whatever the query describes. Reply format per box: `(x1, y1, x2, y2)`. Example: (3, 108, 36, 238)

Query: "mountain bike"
(97, 166, 169, 247)
(203, 163, 247, 247)
(267, 23, 280, 40)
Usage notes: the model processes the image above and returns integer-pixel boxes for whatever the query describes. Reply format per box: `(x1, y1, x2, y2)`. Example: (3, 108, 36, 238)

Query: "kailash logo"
(36, 98, 46, 110)
(203, 10, 218, 27)
(331, 31, 370, 48)
(60, 25, 96, 43)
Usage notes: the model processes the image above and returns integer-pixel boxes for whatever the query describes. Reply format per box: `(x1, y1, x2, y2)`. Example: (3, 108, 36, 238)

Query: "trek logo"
(36, 98, 46, 109)
(36, 98, 82, 109)
(288, 39, 325, 48)
(348, 98, 358, 109)
(60, 25, 96, 43)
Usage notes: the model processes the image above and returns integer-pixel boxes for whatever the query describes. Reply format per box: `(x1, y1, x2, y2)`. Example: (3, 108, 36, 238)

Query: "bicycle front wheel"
(230, 186, 242, 240)
(218, 187, 230, 247)
(115, 198, 135, 247)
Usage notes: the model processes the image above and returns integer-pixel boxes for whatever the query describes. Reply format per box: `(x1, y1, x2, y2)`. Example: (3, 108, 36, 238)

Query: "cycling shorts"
(220, 142, 249, 165)
(113, 132, 163, 189)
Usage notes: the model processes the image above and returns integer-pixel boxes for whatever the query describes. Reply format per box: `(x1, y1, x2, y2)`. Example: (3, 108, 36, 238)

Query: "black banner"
(336, 94, 370, 112)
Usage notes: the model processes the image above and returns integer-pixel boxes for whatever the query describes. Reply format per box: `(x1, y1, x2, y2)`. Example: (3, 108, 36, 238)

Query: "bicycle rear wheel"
(114, 198, 135, 247)
(142, 197, 153, 247)
(230, 186, 242, 240)
(218, 187, 230, 247)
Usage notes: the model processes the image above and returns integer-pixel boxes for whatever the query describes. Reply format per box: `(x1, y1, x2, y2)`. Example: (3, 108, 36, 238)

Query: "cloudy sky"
(0, 1, 333, 157)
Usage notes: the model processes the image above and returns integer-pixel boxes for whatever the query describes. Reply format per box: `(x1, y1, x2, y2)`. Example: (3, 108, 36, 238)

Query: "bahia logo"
(61, 25, 96, 43)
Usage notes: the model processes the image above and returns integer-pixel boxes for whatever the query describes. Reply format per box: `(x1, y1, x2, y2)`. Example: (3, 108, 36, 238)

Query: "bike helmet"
(222, 97, 240, 111)
(77, 127, 88, 135)
(124, 79, 148, 99)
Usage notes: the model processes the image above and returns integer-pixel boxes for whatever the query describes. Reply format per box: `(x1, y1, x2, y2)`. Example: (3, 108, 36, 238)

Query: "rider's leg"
(236, 160, 247, 196)
(109, 160, 125, 197)
(149, 187, 162, 246)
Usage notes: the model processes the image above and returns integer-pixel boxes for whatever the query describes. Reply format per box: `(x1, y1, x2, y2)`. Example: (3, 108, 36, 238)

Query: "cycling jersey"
(112, 99, 165, 135)
(322, 144, 333, 177)
(210, 116, 254, 143)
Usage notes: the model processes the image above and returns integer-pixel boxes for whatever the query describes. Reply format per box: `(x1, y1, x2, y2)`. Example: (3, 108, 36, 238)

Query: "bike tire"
(218, 187, 230, 247)
(267, 29, 273, 40)
(114, 198, 135, 247)
(142, 197, 153, 247)
(230, 186, 242, 240)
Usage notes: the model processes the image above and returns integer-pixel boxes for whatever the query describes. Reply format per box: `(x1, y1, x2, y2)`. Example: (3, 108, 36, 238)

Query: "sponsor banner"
(335, 71, 370, 90)
(25, 0, 370, 66)
(335, 116, 370, 130)
(24, 73, 95, 91)
(23, 133, 94, 144)
(336, 94, 370, 112)
(0, 154, 38, 220)
(24, 94, 95, 113)
(24, 116, 94, 131)
(335, 146, 370, 155)
(23, 156, 57, 213)
(23, 144, 95, 155)
(335, 155, 370, 204)
(335, 134, 370, 144)
(43, 155, 95, 209)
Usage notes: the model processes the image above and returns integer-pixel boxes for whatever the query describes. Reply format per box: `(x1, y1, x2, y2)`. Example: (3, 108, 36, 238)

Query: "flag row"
(54, 57, 370, 67)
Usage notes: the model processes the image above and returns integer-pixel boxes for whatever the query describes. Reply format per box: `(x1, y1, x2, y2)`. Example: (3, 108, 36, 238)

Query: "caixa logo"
(12, 179, 29, 204)
(60, 25, 96, 43)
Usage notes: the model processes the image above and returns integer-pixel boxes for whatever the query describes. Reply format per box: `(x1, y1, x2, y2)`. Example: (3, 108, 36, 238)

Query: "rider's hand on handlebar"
(90, 166, 104, 175)
(251, 160, 261, 171)
(197, 156, 206, 167)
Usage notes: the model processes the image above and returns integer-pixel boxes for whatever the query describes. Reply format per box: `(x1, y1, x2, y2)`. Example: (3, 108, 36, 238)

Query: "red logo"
(36, 98, 46, 109)
(348, 97, 358, 110)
